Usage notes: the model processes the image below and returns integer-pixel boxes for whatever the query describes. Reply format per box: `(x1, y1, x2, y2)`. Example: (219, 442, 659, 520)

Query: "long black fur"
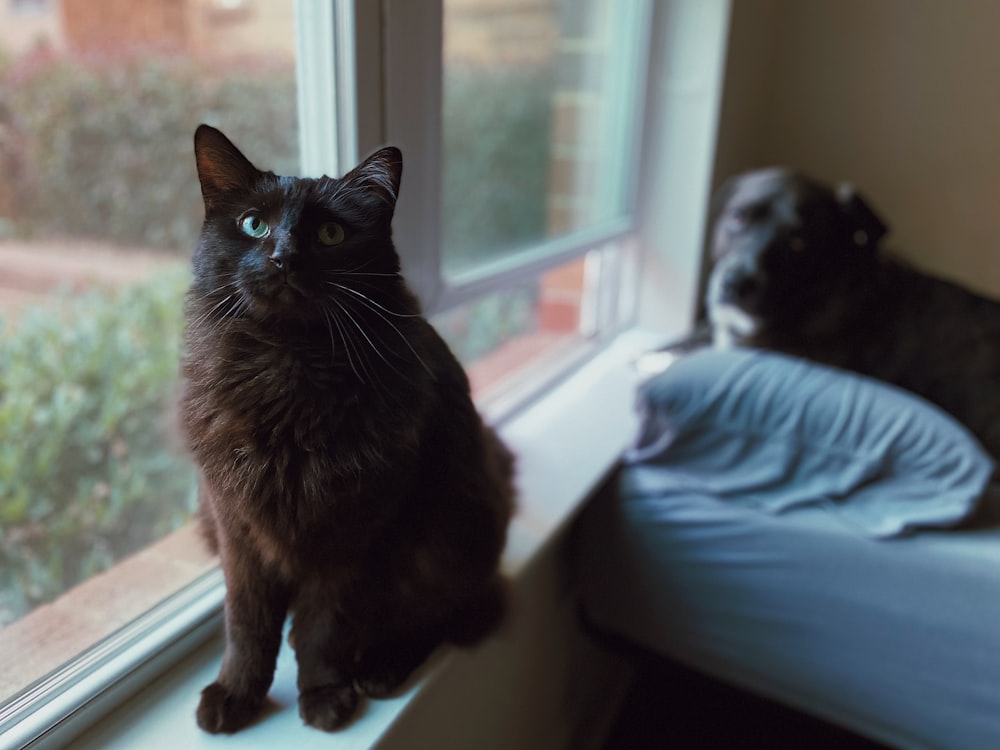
(180, 125, 515, 734)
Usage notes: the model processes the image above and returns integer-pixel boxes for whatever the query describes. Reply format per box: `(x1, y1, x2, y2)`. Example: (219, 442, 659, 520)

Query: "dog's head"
(706, 168, 888, 346)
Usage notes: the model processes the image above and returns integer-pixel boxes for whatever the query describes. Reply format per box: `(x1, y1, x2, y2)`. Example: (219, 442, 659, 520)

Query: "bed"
(575, 348, 1000, 750)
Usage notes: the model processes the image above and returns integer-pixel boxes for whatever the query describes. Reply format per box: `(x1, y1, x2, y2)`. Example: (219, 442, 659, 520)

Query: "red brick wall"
(60, 0, 189, 54)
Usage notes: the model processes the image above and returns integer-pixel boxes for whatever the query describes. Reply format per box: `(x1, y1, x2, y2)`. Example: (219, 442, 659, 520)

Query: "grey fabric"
(575, 349, 1000, 748)
(628, 348, 995, 536)
(576, 483, 1000, 750)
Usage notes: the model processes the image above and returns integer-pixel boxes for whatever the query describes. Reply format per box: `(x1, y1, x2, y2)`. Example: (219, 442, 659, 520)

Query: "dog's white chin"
(710, 304, 760, 348)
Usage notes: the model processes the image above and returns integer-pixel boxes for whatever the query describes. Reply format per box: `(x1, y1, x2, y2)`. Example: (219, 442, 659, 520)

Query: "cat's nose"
(268, 240, 296, 272)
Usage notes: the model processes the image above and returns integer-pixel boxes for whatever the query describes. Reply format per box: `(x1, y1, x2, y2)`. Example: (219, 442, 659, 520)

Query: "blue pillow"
(625, 348, 995, 537)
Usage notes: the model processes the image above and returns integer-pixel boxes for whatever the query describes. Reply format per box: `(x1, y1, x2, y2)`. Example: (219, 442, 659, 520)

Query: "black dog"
(693, 167, 1000, 460)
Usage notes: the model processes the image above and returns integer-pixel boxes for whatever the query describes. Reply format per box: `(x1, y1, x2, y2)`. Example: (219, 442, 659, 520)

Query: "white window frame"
(0, 0, 730, 746)
(364, 0, 653, 317)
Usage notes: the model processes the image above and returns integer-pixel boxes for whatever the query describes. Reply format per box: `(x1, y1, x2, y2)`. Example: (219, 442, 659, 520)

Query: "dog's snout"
(723, 266, 759, 302)
(731, 274, 759, 301)
(712, 257, 762, 306)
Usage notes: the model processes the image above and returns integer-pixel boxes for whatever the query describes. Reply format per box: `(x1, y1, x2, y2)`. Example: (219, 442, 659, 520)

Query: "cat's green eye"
(317, 222, 345, 246)
(239, 214, 270, 239)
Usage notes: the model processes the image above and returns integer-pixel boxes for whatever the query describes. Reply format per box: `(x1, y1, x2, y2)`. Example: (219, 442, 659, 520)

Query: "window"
(1, 0, 679, 744)
(440, 0, 643, 277)
(0, 0, 298, 714)
(382, 0, 650, 405)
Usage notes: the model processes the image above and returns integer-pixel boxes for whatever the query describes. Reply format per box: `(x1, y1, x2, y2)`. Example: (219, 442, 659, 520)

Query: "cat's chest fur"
(182, 320, 428, 567)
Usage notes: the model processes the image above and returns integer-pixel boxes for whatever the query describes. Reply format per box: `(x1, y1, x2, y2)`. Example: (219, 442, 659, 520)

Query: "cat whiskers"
(188, 282, 240, 329)
(323, 282, 419, 318)
(327, 297, 412, 396)
(191, 281, 251, 340)
(220, 293, 251, 328)
(339, 257, 382, 275)
(321, 304, 364, 385)
(333, 306, 408, 403)
(325, 282, 433, 377)
(334, 260, 403, 280)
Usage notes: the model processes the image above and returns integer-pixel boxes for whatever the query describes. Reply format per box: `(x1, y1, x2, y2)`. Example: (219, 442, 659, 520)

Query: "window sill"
(0, 526, 215, 702)
(17, 327, 660, 750)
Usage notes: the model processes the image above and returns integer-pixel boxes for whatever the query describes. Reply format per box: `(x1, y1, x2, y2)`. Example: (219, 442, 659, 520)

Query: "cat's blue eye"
(239, 214, 270, 239)
(317, 222, 345, 247)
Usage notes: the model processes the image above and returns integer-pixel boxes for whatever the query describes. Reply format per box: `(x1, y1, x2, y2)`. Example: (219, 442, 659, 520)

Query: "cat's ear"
(343, 147, 403, 215)
(193, 125, 261, 208)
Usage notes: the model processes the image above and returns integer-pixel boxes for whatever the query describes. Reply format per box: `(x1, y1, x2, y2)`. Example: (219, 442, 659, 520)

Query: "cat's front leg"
(197, 559, 290, 734)
(291, 588, 360, 731)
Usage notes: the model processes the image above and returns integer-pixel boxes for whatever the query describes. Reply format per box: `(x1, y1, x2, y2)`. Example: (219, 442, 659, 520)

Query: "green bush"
(0, 51, 297, 252)
(441, 62, 555, 272)
(0, 50, 295, 625)
(0, 271, 196, 626)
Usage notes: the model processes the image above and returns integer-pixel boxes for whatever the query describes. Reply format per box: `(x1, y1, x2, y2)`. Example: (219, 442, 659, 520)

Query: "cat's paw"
(196, 681, 262, 734)
(298, 684, 359, 731)
(353, 668, 410, 700)
(353, 648, 430, 699)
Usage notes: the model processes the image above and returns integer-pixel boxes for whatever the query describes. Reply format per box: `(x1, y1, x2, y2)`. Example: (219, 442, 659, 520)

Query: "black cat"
(180, 125, 515, 733)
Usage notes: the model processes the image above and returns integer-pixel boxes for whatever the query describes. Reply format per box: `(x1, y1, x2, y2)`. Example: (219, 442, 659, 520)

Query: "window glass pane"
(441, 0, 643, 278)
(433, 245, 633, 406)
(0, 0, 297, 700)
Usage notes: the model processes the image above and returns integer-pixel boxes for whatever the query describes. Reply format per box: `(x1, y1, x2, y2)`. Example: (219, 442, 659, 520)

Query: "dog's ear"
(701, 176, 737, 267)
(710, 176, 738, 222)
(836, 183, 888, 249)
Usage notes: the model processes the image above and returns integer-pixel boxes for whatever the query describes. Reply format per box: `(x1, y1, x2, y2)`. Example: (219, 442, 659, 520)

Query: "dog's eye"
(725, 207, 753, 233)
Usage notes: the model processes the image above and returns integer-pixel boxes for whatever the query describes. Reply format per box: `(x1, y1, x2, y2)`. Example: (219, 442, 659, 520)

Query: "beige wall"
(713, 0, 1000, 297)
